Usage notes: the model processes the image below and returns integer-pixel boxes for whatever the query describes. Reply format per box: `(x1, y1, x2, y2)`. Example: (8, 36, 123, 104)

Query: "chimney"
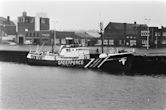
(7, 16, 10, 22)
(23, 11, 27, 17)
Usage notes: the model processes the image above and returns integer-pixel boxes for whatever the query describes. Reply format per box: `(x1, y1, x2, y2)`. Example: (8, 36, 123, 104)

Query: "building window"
(19, 18, 22, 22)
(61, 39, 66, 44)
(96, 39, 101, 45)
(56, 38, 60, 45)
(142, 40, 147, 47)
(104, 40, 108, 45)
(23, 17, 25, 23)
(29, 32, 32, 37)
(162, 32, 166, 36)
(66, 48, 71, 52)
(25, 18, 28, 23)
(142, 40, 147, 44)
(81, 39, 86, 46)
(74, 39, 79, 44)
(161, 40, 166, 44)
(30, 18, 34, 23)
(119, 40, 122, 45)
(109, 40, 114, 45)
(130, 40, 136, 46)
(126, 42, 129, 46)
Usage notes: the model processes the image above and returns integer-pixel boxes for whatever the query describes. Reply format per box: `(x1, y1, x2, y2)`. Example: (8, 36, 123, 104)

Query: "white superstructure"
(56, 45, 90, 60)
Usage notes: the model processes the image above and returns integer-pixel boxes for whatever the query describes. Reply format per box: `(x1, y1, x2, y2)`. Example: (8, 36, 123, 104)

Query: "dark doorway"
(19, 37, 24, 45)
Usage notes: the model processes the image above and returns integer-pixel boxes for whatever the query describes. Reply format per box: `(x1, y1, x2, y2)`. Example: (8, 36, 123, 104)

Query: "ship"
(27, 37, 91, 67)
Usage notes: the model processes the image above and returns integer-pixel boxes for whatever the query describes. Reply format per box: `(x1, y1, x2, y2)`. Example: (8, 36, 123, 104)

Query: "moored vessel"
(26, 37, 91, 67)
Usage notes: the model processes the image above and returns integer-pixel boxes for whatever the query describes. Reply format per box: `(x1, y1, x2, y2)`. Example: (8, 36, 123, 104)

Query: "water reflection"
(0, 62, 166, 110)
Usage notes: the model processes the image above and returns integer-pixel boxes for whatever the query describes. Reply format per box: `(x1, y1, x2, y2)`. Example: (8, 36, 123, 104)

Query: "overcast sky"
(0, 0, 166, 31)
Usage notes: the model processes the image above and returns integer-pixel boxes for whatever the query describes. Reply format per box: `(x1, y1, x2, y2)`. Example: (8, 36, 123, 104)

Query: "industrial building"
(25, 30, 99, 46)
(17, 12, 50, 44)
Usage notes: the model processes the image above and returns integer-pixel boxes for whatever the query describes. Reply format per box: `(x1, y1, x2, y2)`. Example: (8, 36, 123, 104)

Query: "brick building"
(103, 22, 163, 48)
(17, 12, 50, 44)
(0, 16, 16, 41)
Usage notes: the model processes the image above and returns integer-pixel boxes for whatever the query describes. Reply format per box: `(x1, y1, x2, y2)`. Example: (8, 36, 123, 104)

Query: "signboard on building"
(141, 30, 150, 36)
(162, 32, 166, 36)
(41, 33, 50, 37)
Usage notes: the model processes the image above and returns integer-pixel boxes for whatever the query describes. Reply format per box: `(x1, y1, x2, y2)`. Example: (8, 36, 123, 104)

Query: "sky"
(0, 0, 166, 31)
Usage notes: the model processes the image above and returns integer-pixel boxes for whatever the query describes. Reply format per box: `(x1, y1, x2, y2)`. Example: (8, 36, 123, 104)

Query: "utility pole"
(99, 22, 104, 53)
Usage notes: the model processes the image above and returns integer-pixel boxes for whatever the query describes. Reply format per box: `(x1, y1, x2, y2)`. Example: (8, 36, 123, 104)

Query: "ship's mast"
(52, 30, 55, 53)
(99, 22, 104, 53)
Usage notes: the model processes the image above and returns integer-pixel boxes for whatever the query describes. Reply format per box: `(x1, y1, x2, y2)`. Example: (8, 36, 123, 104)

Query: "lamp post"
(145, 18, 151, 49)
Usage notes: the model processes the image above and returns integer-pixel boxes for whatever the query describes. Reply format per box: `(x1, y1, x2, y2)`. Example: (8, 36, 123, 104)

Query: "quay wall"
(0, 50, 29, 64)
(131, 55, 166, 75)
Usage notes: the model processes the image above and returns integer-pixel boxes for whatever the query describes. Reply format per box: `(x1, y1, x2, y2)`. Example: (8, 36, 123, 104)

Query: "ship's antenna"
(98, 10, 104, 53)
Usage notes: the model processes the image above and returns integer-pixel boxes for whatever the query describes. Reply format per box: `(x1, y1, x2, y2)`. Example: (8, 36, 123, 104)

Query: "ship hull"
(100, 54, 134, 73)
(27, 58, 90, 67)
(85, 53, 134, 73)
(57, 59, 90, 67)
(27, 58, 58, 66)
(27, 53, 134, 73)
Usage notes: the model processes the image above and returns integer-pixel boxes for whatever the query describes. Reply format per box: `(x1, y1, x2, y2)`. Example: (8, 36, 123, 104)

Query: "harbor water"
(0, 62, 166, 110)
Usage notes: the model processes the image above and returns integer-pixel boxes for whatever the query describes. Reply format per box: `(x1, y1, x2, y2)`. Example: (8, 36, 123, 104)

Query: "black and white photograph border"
(0, 0, 166, 110)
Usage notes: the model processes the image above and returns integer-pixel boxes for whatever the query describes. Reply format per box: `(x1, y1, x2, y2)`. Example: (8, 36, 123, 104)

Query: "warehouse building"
(24, 30, 99, 46)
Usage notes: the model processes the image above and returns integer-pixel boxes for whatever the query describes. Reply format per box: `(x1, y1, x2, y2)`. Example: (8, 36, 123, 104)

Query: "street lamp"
(145, 18, 151, 49)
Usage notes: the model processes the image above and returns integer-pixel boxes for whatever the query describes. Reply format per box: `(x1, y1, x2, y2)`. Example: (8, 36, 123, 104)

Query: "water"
(0, 62, 166, 110)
